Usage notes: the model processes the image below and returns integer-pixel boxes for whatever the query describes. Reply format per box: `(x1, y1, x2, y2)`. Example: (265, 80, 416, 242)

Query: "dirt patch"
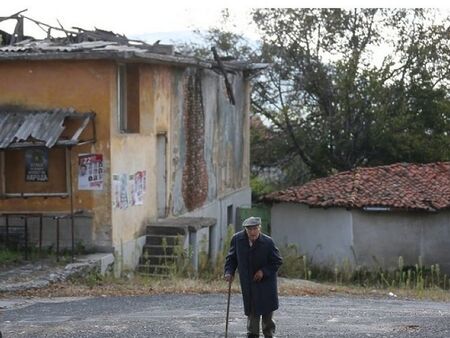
(0, 275, 375, 300)
(2, 265, 450, 302)
(1, 276, 337, 299)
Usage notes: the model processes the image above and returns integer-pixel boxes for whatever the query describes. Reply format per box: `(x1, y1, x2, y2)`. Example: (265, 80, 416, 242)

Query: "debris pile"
(0, 9, 173, 54)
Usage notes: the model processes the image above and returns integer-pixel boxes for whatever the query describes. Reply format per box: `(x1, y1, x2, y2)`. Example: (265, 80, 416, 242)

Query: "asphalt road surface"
(1, 294, 449, 337)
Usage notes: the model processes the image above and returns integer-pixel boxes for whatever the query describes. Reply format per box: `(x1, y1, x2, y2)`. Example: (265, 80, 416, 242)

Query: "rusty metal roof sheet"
(0, 108, 95, 149)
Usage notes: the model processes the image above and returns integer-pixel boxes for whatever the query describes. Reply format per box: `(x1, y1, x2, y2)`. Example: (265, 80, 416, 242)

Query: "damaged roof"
(0, 12, 266, 73)
(264, 162, 450, 212)
(0, 108, 95, 149)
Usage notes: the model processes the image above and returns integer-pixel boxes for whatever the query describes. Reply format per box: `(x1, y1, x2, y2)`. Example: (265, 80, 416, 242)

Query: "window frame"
(117, 63, 140, 134)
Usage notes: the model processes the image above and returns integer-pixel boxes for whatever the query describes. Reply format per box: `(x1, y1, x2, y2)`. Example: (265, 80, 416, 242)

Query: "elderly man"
(224, 216, 283, 338)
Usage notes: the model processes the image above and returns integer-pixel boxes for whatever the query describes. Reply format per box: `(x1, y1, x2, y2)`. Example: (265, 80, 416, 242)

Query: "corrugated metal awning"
(0, 108, 95, 149)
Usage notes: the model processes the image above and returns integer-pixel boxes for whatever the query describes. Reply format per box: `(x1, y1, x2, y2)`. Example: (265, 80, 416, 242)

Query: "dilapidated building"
(0, 13, 264, 273)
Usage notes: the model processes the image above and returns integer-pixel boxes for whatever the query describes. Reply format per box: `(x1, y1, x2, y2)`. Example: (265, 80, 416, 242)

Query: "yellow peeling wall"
(110, 64, 173, 247)
(0, 60, 114, 248)
(0, 59, 250, 255)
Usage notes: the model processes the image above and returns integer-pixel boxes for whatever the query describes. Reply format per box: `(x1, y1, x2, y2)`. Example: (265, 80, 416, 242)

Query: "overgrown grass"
(0, 248, 22, 266)
(5, 232, 450, 302)
(197, 225, 235, 280)
(9, 237, 450, 302)
(146, 229, 450, 293)
(0, 241, 88, 268)
(149, 225, 235, 281)
(0, 246, 54, 266)
(278, 244, 450, 291)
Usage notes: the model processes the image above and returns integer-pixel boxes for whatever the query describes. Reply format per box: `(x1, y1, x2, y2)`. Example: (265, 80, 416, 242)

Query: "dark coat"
(224, 230, 283, 316)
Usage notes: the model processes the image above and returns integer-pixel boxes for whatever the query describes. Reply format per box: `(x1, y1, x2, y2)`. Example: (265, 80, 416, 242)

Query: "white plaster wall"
(271, 203, 354, 267)
(352, 210, 450, 272)
(271, 203, 450, 273)
(184, 187, 251, 258)
(422, 212, 450, 273)
(113, 234, 147, 276)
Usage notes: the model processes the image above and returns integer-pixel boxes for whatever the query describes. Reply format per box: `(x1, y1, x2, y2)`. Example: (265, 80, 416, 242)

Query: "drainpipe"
(68, 146, 75, 262)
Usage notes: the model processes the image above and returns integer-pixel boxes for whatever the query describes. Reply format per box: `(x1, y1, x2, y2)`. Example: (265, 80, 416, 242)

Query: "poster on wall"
(134, 170, 146, 205)
(112, 171, 146, 209)
(112, 174, 128, 209)
(112, 175, 120, 209)
(129, 170, 147, 206)
(25, 148, 49, 182)
(78, 154, 103, 190)
(119, 173, 129, 208)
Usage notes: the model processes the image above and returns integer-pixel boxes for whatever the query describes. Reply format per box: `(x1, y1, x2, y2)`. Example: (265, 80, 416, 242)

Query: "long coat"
(224, 230, 283, 316)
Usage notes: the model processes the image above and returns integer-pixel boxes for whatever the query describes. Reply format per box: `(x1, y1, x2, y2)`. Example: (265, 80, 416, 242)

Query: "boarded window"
(118, 64, 140, 133)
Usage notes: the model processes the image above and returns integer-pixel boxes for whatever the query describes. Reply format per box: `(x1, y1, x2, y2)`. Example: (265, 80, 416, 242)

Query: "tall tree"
(251, 8, 450, 182)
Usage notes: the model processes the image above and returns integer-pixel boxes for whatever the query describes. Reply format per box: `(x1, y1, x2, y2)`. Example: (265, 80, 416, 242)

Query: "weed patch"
(278, 244, 450, 292)
(0, 248, 22, 267)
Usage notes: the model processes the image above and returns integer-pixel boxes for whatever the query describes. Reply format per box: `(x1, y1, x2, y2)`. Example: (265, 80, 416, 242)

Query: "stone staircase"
(137, 217, 216, 278)
(137, 225, 186, 278)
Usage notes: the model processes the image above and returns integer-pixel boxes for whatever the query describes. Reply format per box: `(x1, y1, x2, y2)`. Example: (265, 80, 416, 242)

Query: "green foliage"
(0, 242, 88, 266)
(0, 248, 22, 266)
(165, 235, 194, 278)
(198, 225, 235, 280)
(250, 175, 277, 201)
(278, 244, 309, 279)
(250, 8, 450, 182)
(148, 230, 222, 280)
(188, 9, 450, 186)
(71, 268, 105, 287)
(144, 226, 236, 280)
(278, 244, 450, 290)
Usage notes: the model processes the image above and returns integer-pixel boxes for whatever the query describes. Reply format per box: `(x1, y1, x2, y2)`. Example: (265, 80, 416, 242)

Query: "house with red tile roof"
(264, 162, 450, 272)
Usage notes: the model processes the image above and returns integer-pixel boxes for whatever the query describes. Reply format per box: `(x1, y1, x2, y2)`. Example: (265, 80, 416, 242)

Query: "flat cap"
(242, 216, 261, 227)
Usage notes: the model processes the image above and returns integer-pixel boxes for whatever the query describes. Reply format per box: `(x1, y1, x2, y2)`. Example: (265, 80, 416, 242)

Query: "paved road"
(0, 294, 449, 337)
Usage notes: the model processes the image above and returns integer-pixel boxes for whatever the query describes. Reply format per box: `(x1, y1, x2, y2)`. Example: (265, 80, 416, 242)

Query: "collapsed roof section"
(0, 10, 267, 74)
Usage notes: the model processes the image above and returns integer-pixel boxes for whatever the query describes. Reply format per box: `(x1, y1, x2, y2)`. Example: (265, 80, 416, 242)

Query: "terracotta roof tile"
(265, 162, 450, 211)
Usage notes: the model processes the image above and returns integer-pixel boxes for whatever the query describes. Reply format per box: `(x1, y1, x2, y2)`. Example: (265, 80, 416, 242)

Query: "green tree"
(251, 8, 450, 181)
(182, 9, 450, 186)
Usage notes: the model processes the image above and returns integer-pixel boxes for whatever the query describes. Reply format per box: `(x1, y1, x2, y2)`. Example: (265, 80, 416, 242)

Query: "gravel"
(1, 293, 449, 337)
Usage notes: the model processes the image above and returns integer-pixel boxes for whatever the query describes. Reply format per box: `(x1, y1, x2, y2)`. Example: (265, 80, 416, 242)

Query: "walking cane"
(225, 278, 232, 338)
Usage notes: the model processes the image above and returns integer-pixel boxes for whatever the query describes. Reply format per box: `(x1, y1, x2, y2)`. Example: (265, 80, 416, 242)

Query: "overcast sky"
(1, 2, 257, 39)
(1, 1, 447, 43)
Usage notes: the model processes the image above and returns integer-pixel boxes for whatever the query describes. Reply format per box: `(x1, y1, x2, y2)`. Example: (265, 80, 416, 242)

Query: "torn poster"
(78, 154, 103, 190)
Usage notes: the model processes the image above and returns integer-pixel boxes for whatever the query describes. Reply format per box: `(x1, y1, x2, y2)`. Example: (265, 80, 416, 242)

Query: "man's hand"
(224, 273, 234, 283)
(253, 270, 263, 282)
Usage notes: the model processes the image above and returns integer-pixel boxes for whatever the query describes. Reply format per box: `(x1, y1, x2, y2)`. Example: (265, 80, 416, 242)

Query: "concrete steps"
(137, 225, 186, 278)
(137, 217, 216, 278)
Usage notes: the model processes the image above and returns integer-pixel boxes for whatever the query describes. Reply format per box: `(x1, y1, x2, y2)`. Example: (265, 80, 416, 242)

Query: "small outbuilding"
(265, 162, 450, 272)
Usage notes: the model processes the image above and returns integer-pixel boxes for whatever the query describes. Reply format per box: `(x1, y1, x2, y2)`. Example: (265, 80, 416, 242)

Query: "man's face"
(245, 225, 261, 242)
(80, 165, 87, 175)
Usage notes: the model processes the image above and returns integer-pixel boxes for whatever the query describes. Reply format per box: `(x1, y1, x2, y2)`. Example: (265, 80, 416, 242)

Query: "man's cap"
(242, 216, 261, 227)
